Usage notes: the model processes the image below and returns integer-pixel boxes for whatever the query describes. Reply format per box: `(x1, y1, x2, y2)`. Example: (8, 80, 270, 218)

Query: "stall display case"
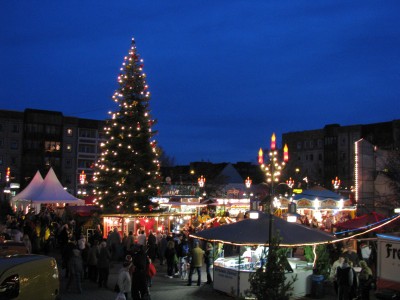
(212, 246, 313, 298)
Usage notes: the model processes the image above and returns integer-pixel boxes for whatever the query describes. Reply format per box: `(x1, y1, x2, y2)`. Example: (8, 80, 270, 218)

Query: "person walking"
(107, 227, 121, 261)
(117, 259, 132, 300)
(187, 241, 205, 286)
(204, 242, 213, 284)
(97, 241, 111, 288)
(66, 249, 84, 294)
(336, 257, 354, 300)
(158, 234, 167, 265)
(125, 231, 135, 256)
(330, 256, 344, 295)
(164, 240, 177, 278)
(147, 230, 157, 262)
(359, 260, 373, 300)
(131, 246, 149, 300)
(87, 240, 99, 282)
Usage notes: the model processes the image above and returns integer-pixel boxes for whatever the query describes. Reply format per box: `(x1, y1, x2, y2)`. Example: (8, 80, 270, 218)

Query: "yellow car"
(0, 255, 60, 300)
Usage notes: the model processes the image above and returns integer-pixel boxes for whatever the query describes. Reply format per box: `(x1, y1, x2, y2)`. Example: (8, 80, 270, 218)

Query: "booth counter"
(213, 251, 313, 299)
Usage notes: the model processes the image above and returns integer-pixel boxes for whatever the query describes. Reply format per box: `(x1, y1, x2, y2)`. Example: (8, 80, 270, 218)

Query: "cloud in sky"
(1, 0, 399, 164)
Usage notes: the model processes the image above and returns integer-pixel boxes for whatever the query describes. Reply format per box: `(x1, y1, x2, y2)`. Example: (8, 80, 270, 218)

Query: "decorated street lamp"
(80, 170, 86, 185)
(78, 170, 87, 196)
(245, 177, 254, 210)
(198, 175, 206, 188)
(286, 177, 294, 189)
(258, 133, 289, 262)
(332, 176, 341, 191)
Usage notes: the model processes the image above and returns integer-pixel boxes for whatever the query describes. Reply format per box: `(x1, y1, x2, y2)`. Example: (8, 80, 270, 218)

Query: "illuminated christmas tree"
(94, 38, 161, 213)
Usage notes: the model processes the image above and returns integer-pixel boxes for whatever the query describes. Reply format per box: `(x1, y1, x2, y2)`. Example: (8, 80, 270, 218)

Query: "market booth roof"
(11, 168, 84, 207)
(190, 211, 336, 247)
(11, 170, 43, 201)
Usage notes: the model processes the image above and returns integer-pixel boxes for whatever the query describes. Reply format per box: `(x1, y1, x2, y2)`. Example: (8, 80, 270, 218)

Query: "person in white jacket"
(117, 260, 132, 300)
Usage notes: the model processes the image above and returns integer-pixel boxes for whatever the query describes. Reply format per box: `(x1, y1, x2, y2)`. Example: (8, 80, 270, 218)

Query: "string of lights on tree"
(93, 38, 161, 212)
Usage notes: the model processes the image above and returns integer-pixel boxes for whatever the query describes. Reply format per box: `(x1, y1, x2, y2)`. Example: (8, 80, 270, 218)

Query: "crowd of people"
(1, 206, 383, 300)
(329, 244, 375, 300)
(0, 208, 216, 300)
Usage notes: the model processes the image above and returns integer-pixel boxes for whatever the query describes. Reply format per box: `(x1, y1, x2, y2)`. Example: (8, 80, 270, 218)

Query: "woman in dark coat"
(164, 240, 177, 278)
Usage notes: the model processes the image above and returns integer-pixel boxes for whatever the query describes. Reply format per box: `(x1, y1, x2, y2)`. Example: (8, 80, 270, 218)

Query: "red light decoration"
(80, 170, 86, 185)
(6, 167, 10, 182)
(271, 133, 276, 150)
(258, 148, 264, 164)
(198, 175, 206, 188)
(283, 144, 289, 162)
(245, 177, 252, 188)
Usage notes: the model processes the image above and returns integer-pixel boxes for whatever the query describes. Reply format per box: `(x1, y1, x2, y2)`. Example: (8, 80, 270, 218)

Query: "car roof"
(0, 255, 54, 274)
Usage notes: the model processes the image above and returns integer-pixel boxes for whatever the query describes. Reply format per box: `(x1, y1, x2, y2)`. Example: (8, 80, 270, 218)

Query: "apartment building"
(0, 109, 105, 200)
(282, 120, 400, 191)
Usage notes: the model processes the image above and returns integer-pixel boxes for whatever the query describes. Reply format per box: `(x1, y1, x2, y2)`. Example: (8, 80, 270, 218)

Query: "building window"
(297, 142, 302, 150)
(309, 140, 314, 149)
(310, 154, 314, 161)
(65, 175, 72, 184)
(0, 156, 2, 165)
(67, 128, 73, 136)
(78, 144, 95, 153)
(317, 139, 323, 148)
(11, 157, 17, 165)
(65, 159, 72, 168)
(10, 140, 18, 150)
(79, 129, 96, 138)
(12, 124, 19, 133)
(318, 153, 323, 161)
(45, 141, 61, 152)
(66, 144, 72, 152)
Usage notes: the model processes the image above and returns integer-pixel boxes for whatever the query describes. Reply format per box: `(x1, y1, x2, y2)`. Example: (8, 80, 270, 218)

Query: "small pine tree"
(249, 235, 296, 300)
(94, 38, 161, 213)
(304, 244, 330, 279)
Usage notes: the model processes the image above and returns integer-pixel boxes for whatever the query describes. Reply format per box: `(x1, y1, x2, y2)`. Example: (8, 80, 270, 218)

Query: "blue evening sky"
(1, 1, 399, 165)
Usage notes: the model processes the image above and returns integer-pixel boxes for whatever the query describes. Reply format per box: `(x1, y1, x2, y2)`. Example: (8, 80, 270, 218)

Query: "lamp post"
(78, 170, 86, 197)
(198, 175, 206, 196)
(332, 176, 341, 192)
(245, 176, 253, 210)
(198, 175, 206, 215)
(258, 133, 289, 262)
(286, 177, 294, 198)
(198, 175, 206, 188)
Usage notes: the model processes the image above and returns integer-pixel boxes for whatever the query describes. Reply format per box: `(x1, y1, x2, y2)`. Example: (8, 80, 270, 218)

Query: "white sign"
(377, 236, 400, 282)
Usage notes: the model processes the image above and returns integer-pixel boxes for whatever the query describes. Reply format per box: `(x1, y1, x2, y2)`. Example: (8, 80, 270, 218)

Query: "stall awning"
(190, 211, 336, 247)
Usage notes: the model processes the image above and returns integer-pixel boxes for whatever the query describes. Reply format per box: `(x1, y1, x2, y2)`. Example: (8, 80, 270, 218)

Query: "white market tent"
(11, 167, 84, 213)
(11, 170, 44, 202)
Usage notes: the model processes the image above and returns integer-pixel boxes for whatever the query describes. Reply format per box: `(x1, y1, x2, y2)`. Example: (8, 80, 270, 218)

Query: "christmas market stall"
(102, 211, 195, 239)
(190, 211, 336, 298)
(11, 168, 84, 214)
(291, 187, 355, 230)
